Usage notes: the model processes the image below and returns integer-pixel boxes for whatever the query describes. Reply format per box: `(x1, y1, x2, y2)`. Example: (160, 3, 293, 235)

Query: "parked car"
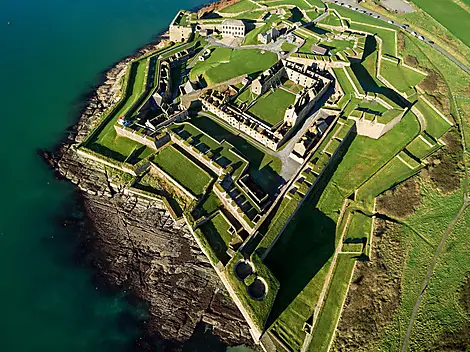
(388, 20, 394, 24)
(418, 35, 424, 40)
(411, 31, 417, 36)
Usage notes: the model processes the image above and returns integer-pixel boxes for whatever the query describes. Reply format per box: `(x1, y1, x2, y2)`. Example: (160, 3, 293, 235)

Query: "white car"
(418, 35, 425, 40)
(388, 20, 394, 24)
(411, 31, 417, 36)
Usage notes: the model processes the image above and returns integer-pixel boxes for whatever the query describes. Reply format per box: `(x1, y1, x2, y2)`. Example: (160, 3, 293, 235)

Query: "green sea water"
(0, 1, 253, 351)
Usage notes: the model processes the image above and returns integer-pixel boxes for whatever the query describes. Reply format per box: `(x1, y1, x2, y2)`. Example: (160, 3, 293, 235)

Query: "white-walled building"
(221, 19, 246, 38)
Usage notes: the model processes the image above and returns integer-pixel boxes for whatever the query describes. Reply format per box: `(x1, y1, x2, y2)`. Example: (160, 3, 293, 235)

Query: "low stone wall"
(213, 184, 254, 233)
(170, 133, 225, 176)
(115, 125, 170, 150)
(149, 162, 197, 202)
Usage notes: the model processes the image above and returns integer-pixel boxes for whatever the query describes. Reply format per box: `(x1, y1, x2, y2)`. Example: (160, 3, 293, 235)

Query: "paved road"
(400, 198, 470, 352)
(323, 0, 470, 75)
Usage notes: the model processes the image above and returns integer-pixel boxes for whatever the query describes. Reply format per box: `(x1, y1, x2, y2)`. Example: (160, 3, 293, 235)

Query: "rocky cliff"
(46, 36, 253, 350)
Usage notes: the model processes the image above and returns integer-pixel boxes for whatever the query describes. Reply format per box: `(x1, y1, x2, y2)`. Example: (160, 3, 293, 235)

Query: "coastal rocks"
(47, 37, 252, 348)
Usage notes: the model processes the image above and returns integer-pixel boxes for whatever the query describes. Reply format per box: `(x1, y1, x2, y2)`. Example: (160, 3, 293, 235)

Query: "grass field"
(406, 133, 439, 159)
(199, 212, 233, 265)
(380, 59, 425, 93)
(356, 155, 421, 207)
(189, 49, 278, 86)
(248, 88, 296, 126)
(171, 122, 248, 179)
(415, 98, 452, 139)
(281, 42, 297, 52)
(153, 145, 211, 196)
(88, 58, 150, 160)
(260, 0, 312, 10)
(409, 0, 470, 47)
(328, 4, 395, 29)
(308, 254, 356, 352)
(380, 184, 468, 351)
(345, 212, 372, 242)
(318, 38, 354, 55)
(348, 23, 397, 57)
(332, 67, 356, 96)
(219, 0, 260, 13)
(297, 34, 320, 55)
(318, 12, 342, 27)
(190, 115, 282, 194)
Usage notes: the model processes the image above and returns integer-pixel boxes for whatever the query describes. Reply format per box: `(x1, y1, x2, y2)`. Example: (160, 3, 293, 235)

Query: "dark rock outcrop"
(46, 34, 253, 349)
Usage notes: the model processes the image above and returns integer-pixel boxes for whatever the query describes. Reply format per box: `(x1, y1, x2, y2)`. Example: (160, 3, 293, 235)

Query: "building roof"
(222, 19, 245, 27)
(311, 45, 329, 55)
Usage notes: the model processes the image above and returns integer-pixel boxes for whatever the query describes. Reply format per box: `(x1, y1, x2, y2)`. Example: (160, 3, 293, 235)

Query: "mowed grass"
(190, 115, 282, 194)
(380, 59, 425, 93)
(219, 0, 260, 13)
(345, 212, 372, 242)
(328, 4, 396, 29)
(409, 0, 470, 47)
(356, 155, 421, 208)
(308, 254, 356, 352)
(332, 67, 356, 96)
(248, 88, 296, 126)
(406, 133, 439, 159)
(190, 49, 278, 86)
(88, 58, 149, 160)
(260, 0, 312, 10)
(415, 98, 452, 139)
(153, 145, 211, 196)
(349, 22, 397, 56)
(199, 212, 233, 265)
(333, 112, 420, 194)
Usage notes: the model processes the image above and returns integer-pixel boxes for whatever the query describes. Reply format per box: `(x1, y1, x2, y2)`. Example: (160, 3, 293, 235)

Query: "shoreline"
(42, 1, 254, 349)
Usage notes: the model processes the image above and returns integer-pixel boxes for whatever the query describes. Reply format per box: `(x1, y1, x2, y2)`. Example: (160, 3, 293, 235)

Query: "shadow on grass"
(190, 115, 282, 194)
(264, 129, 356, 328)
(350, 37, 408, 108)
(200, 221, 231, 265)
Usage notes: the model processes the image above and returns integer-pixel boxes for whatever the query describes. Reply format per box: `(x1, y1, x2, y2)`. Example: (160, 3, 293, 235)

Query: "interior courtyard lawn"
(153, 145, 211, 196)
(190, 115, 282, 194)
(380, 59, 426, 92)
(318, 38, 354, 55)
(190, 49, 278, 86)
(248, 89, 296, 126)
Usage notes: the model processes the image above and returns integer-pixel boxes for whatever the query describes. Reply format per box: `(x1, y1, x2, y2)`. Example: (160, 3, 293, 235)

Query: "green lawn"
(248, 88, 296, 126)
(190, 115, 282, 194)
(308, 254, 356, 352)
(328, 4, 396, 29)
(260, 0, 312, 10)
(318, 12, 342, 27)
(224, 251, 280, 333)
(219, 0, 261, 13)
(332, 67, 356, 96)
(88, 58, 149, 160)
(345, 212, 372, 242)
(409, 0, 470, 47)
(281, 42, 297, 52)
(190, 49, 278, 86)
(349, 23, 397, 56)
(380, 185, 468, 351)
(171, 122, 248, 179)
(318, 38, 354, 55)
(415, 98, 452, 139)
(153, 145, 212, 196)
(356, 154, 421, 208)
(406, 133, 439, 159)
(297, 34, 320, 55)
(380, 59, 426, 93)
(199, 212, 233, 265)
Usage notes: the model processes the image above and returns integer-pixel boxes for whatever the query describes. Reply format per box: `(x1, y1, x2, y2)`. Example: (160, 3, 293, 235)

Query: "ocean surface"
(0, 0, 252, 351)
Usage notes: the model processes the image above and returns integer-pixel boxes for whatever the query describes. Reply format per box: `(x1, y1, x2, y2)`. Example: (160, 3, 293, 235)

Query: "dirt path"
(400, 198, 469, 352)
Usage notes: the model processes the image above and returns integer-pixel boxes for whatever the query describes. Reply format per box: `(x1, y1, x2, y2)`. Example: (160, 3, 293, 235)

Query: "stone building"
(221, 19, 246, 38)
(169, 11, 193, 42)
(258, 27, 280, 44)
